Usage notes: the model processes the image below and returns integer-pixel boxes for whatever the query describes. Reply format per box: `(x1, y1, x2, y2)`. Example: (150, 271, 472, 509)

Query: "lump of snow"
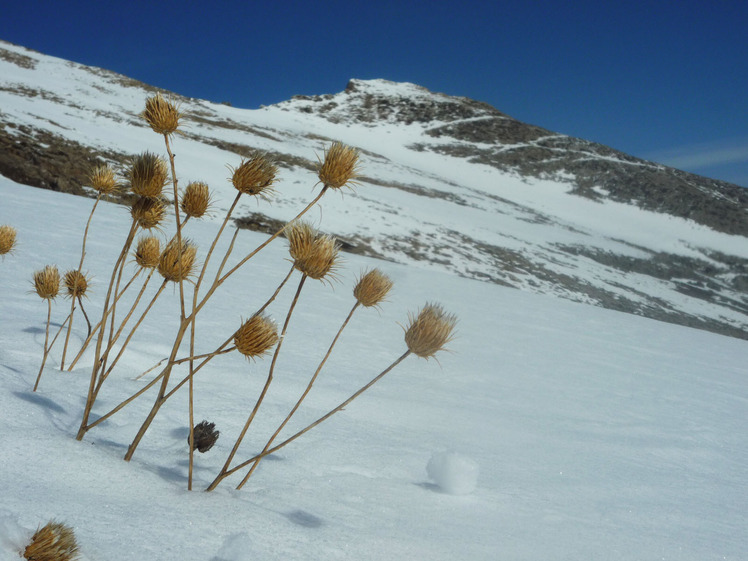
(426, 451, 479, 495)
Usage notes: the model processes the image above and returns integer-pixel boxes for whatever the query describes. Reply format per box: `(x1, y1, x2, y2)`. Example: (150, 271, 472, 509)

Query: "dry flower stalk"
(23, 520, 79, 561)
(134, 235, 161, 268)
(234, 314, 279, 359)
(181, 181, 211, 218)
(131, 197, 167, 230)
(318, 141, 360, 189)
(33, 265, 60, 300)
(143, 93, 181, 135)
(64, 270, 89, 298)
(229, 154, 277, 198)
(158, 238, 197, 283)
(88, 164, 119, 195)
(128, 152, 169, 199)
(354, 268, 393, 307)
(404, 303, 457, 358)
(287, 221, 340, 281)
(0, 224, 17, 255)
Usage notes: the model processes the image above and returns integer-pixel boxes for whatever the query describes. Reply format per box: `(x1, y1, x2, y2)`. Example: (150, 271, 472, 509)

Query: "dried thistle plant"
(354, 268, 393, 308)
(158, 238, 197, 283)
(134, 235, 161, 269)
(131, 197, 167, 230)
(128, 152, 170, 199)
(88, 164, 119, 195)
(143, 93, 181, 136)
(33, 265, 60, 300)
(191, 420, 220, 453)
(181, 181, 211, 219)
(404, 303, 457, 359)
(317, 141, 360, 189)
(287, 221, 340, 281)
(23, 520, 79, 561)
(64, 270, 89, 299)
(234, 314, 279, 359)
(0, 224, 17, 256)
(229, 154, 277, 199)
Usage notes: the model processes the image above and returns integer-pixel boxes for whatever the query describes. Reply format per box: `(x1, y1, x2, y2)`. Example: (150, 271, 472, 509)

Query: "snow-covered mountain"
(1, 39, 746, 338)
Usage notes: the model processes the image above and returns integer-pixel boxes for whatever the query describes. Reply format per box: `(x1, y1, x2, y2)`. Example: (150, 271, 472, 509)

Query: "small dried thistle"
(181, 181, 211, 218)
(88, 164, 119, 195)
(143, 93, 181, 135)
(234, 314, 278, 359)
(128, 152, 169, 199)
(134, 235, 161, 269)
(33, 265, 60, 300)
(0, 224, 17, 255)
(354, 268, 393, 307)
(23, 520, 79, 561)
(158, 238, 197, 282)
(404, 303, 457, 359)
(131, 197, 167, 230)
(286, 221, 340, 281)
(317, 141, 360, 190)
(190, 420, 220, 453)
(63, 270, 89, 298)
(229, 154, 277, 198)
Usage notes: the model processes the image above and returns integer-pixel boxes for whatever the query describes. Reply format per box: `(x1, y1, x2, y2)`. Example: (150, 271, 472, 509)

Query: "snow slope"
(1, 173, 747, 560)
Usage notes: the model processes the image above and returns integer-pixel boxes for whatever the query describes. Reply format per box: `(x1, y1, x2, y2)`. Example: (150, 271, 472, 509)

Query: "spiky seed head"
(143, 93, 181, 135)
(234, 314, 278, 359)
(88, 164, 119, 195)
(404, 303, 457, 359)
(128, 152, 169, 199)
(158, 238, 197, 282)
(33, 265, 60, 300)
(181, 181, 211, 218)
(190, 420, 220, 453)
(317, 141, 360, 190)
(0, 225, 17, 256)
(354, 268, 393, 307)
(131, 197, 167, 229)
(63, 270, 89, 298)
(23, 520, 79, 561)
(229, 154, 277, 198)
(286, 221, 340, 281)
(134, 235, 161, 269)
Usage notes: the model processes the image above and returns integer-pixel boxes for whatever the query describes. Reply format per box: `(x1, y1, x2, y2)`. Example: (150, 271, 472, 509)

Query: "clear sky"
(2, 0, 747, 186)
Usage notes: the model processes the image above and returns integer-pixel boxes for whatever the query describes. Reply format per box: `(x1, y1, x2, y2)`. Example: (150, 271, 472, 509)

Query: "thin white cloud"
(647, 139, 748, 170)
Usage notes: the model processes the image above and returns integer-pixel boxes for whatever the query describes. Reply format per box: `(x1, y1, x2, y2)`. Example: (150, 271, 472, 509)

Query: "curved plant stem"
(236, 301, 360, 488)
(207, 273, 307, 491)
(78, 295, 92, 339)
(33, 300, 54, 392)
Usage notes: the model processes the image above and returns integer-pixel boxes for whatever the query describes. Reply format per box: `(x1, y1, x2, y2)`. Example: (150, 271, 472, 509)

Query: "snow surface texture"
(1, 177, 747, 560)
(1, 39, 747, 339)
(427, 451, 479, 495)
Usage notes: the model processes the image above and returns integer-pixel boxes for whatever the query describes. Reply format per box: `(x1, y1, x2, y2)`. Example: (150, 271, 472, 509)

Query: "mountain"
(1, 39, 746, 339)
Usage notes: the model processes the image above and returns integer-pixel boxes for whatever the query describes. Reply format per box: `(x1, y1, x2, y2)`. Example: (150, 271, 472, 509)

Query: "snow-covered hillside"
(1, 39, 747, 339)
(1, 171, 747, 559)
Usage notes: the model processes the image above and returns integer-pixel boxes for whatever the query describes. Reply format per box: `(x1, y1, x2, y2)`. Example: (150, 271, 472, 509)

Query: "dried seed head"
(33, 265, 60, 300)
(143, 93, 181, 135)
(404, 303, 457, 359)
(181, 181, 211, 218)
(354, 268, 393, 307)
(23, 520, 79, 561)
(286, 221, 340, 281)
(229, 154, 277, 198)
(88, 164, 119, 195)
(63, 270, 89, 298)
(0, 225, 17, 256)
(190, 420, 220, 453)
(128, 152, 169, 199)
(234, 314, 278, 359)
(317, 141, 360, 189)
(131, 197, 167, 229)
(158, 238, 197, 282)
(134, 235, 161, 268)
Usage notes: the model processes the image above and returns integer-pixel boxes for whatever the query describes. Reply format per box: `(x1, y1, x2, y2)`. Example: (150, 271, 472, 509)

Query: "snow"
(1, 175, 747, 560)
(426, 451, 479, 495)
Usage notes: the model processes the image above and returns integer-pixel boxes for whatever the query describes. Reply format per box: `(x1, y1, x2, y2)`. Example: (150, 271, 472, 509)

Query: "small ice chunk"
(426, 451, 479, 495)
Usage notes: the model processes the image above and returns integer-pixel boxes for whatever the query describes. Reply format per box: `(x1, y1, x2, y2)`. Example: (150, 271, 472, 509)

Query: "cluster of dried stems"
(21, 93, 457, 492)
(22, 520, 79, 561)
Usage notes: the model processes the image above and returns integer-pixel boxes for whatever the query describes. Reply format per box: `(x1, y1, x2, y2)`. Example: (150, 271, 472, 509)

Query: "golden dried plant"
(64, 270, 89, 298)
(0, 224, 17, 255)
(404, 303, 457, 359)
(134, 235, 161, 269)
(33, 265, 60, 300)
(286, 221, 340, 281)
(88, 164, 119, 195)
(317, 141, 360, 189)
(131, 197, 167, 230)
(128, 152, 169, 199)
(158, 238, 197, 283)
(353, 268, 393, 307)
(143, 93, 181, 135)
(234, 314, 279, 359)
(229, 154, 277, 198)
(181, 181, 211, 219)
(23, 520, 79, 561)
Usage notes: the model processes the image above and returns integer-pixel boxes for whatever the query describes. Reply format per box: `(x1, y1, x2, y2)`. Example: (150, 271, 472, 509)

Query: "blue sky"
(2, 0, 747, 186)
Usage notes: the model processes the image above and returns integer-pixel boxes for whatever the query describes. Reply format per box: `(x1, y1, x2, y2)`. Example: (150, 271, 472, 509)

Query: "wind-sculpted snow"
(0, 39, 746, 340)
